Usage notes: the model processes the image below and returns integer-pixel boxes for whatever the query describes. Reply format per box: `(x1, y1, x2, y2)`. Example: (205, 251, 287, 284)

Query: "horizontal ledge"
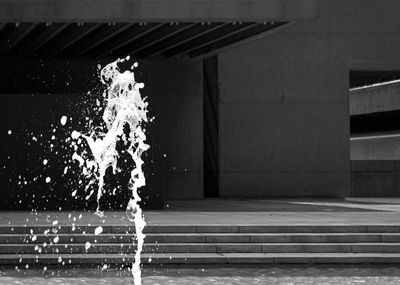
(3, 252, 400, 265)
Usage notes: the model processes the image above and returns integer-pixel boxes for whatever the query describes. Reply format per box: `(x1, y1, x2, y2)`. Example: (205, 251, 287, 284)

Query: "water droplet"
(71, 131, 81, 139)
(94, 226, 103, 235)
(60, 116, 68, 126)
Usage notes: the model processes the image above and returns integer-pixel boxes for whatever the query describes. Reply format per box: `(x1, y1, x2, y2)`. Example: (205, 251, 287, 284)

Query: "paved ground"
(2, 265, 400, 285)
(1, 198, 400, 226)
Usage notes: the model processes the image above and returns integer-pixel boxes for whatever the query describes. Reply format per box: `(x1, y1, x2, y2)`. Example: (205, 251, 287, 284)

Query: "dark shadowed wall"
(0, 59, 202, 210)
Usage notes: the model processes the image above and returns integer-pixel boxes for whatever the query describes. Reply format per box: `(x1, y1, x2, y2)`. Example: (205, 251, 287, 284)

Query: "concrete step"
(2, 243, 400, 254)
(3, 233, 400, 244)
(2, 224, 400, 234)
(3, 253, 400, 265)
(2, 224, 400, 265)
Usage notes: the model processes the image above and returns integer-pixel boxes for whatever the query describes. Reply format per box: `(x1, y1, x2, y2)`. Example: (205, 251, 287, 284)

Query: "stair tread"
(3, 242, 400, 245)
(3, 224, 400, 234)
(3, 224, 400, 226)
(2, 232, 400, 236)
(2, 253, 400, 264)
(4, 252, 400, 257)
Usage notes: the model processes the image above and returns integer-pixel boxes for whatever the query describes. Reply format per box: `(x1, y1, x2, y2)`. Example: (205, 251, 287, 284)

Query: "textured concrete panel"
(219, 103, 349, 173)
(218, 43, 350, 197)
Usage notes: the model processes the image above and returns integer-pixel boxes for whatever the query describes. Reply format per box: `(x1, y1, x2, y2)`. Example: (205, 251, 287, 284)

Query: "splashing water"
(72, 56, 149, 285)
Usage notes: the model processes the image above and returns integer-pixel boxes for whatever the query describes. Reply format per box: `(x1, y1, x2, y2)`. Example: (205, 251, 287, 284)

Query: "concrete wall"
(350, 82, 400, 116)
(217, 0, 400, 197)
(0, 59, 202, 210)
(140, 60, 203, 200)
(351, 135, 400, 160)
(351, 160, 400, 197)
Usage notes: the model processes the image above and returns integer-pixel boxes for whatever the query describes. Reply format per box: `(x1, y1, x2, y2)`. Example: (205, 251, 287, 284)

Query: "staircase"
(1, 224, 400, 265)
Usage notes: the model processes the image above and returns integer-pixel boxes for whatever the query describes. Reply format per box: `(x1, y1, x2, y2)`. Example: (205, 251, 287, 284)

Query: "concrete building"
(0, 0, 400, 210)
(350, 79, 400, 197)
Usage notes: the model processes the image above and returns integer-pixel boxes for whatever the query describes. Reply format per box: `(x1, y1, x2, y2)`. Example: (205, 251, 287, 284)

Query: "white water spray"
(72, 56, 149, 285)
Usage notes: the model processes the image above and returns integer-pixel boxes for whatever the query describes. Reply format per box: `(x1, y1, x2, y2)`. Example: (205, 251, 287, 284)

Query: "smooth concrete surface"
(217, 0, 400, 198)
(350, 82, 400, 116)
(0, 0, 318, 22)
(3, 253, 400, 265)
(1, 199, 400, 226)
(0, 59, 203, 206)
(5, 243, 400, 254)
(347, 197, 400, 204)
(351, 135, 400, 160)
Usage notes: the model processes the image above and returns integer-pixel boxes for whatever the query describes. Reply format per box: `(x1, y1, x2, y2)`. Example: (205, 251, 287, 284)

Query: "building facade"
(0, 0, 399, 209)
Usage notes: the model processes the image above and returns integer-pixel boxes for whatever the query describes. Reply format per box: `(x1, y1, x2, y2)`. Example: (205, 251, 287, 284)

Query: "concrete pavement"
(1, 198, 400, 226)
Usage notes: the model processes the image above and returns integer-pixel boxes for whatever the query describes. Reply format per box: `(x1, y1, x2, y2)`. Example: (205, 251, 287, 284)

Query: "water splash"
(72, 56, 149, 285)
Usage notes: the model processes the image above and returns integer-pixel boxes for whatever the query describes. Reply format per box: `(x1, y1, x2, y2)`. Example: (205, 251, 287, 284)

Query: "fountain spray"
(72, 56, 149, 284)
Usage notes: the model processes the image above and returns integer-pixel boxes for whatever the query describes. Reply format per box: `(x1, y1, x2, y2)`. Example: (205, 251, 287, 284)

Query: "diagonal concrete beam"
(191, 22, 291, 60)
(0, 0, 318, 22)
(0, 23, 37, 56)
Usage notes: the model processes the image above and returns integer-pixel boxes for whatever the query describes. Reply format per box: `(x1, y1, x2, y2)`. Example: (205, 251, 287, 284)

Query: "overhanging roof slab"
(0, 0, 318, 22)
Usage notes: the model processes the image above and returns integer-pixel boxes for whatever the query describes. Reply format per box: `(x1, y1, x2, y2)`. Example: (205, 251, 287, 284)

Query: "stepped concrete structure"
(2, 199, 400, 265)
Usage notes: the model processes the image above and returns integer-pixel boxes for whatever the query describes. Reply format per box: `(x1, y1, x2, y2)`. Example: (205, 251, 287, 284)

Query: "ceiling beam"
(96, 23, 164, 58)
(190, 22, 289, 59)
(21, 23, 69, 57)
(143, 23, 226, 58)
(0, 23, 37, 56)
(183, 23, 261, 57)
(69, 23, 134, 58)
(164, 23, 255, 58)
(0, 0, 319, 22)
(43, 23, 102, 58)
(0, 23, 6, 33)
(115, 23, 195, 57)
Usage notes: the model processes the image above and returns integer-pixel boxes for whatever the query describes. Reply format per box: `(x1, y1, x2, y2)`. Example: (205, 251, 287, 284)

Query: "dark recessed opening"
(350, 70, 400, 89)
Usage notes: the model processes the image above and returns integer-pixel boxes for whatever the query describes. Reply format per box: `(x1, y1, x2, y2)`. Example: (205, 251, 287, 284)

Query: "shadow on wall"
(0, 59, 203, 210)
